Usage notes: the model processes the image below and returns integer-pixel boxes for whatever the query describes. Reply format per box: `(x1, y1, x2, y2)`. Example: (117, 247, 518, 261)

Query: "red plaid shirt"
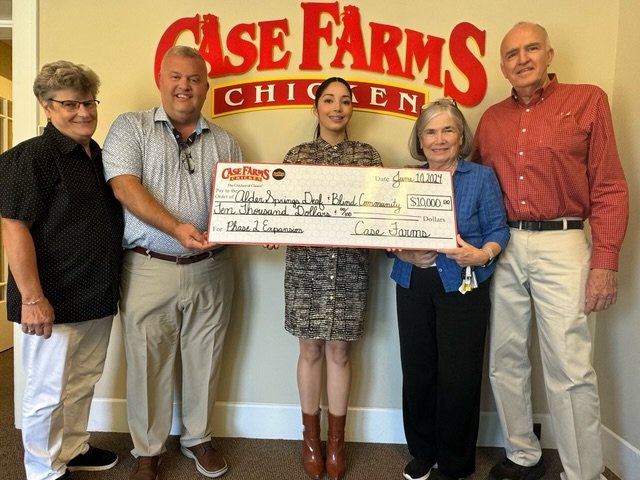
(473, 74, 628, 270)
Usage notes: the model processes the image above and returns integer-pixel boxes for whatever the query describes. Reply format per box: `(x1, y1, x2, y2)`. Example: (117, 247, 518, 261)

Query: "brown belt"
(130, 246, 227, 265)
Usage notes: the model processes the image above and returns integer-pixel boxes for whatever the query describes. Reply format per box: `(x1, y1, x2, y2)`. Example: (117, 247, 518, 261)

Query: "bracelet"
(481, 247, 495, 267)
(22, 297, 43, 306)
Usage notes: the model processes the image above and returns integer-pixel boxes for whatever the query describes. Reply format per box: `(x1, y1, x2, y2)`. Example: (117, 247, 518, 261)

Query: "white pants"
(489, 229, 603, 480)
(22, 316, 113, 480)
(120, 249, 234, 457)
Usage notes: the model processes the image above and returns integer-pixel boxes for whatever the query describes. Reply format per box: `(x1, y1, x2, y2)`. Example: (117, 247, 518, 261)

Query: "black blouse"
(0, 123, 124, 323)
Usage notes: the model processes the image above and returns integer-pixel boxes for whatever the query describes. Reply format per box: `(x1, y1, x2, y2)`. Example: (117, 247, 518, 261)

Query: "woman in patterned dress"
(283, 77, 382, 480)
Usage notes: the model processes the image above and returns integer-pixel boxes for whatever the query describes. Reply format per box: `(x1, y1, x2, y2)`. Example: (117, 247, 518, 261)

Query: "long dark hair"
(313, 77, 352, 140)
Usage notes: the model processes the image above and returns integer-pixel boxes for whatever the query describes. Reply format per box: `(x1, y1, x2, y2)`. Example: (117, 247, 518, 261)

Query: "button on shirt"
(0, 123, 124, 323)
(102, 107, 243, 255)
(473, 74, 628, 270)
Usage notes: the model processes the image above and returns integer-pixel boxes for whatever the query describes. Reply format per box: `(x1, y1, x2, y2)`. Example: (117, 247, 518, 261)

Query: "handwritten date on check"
(207, 163, 457, 249)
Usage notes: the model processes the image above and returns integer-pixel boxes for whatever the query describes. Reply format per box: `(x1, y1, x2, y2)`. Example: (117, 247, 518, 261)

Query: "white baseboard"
(87, 398, 130, 433)
(204, 402, 410, 443)
(87, 400, 410, 443)
(602, 425, 640, 479)
(87, 400, 640, 476)
(477, 412, 557, 449)
(87, 400, 518, 446)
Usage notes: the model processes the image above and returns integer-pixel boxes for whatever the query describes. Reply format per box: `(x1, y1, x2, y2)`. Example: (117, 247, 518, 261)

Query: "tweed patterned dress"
(284, 137, 382, 341)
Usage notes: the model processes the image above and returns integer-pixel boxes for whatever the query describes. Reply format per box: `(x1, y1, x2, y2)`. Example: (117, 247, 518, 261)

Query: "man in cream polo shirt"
(103, 46, 243, 480)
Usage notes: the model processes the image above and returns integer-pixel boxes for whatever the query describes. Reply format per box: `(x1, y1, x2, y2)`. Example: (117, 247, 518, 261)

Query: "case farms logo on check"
(221, 166, 271, 182)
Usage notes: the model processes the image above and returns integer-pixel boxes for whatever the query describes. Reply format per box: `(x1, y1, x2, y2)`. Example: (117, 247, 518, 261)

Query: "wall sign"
(156, 2, 487, 118)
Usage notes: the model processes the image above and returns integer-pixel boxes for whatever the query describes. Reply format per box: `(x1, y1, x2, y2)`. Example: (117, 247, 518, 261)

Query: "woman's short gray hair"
(33, 60, 100, 102)
(408, 98, 473, 162)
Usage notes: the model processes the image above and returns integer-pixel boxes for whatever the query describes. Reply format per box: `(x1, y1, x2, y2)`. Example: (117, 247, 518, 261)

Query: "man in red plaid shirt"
(473, 21, 628, 480)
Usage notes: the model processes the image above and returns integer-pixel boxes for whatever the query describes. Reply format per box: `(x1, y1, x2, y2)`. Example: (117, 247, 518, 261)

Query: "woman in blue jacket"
(392, 99, 510, 480)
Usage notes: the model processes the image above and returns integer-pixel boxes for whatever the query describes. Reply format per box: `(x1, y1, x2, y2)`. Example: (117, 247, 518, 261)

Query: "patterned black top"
(0, 123, 124, 323)
(283, 137, 382, 341)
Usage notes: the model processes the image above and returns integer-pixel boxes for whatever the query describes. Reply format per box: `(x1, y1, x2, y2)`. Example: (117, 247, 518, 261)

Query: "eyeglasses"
(422, 97, 458, 110)
(179, 142, 195, 174)
(49, 99, 100, 112)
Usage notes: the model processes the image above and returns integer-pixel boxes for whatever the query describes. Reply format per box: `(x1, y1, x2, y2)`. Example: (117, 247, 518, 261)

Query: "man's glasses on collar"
(179, 142, 195, 174)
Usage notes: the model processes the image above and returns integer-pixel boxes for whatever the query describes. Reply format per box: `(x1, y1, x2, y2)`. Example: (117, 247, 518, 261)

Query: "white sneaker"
(403, 458, 432, 480)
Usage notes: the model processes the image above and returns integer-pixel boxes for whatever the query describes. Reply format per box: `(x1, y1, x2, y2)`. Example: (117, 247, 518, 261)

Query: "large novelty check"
(207, 163, 457, 249)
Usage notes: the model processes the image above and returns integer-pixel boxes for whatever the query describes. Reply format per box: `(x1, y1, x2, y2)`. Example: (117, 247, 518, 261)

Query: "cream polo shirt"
(103, 107, 243, 255)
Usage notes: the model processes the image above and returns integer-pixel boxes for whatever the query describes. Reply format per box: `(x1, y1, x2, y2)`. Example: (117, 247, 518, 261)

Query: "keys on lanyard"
(458, 265, 478, 294)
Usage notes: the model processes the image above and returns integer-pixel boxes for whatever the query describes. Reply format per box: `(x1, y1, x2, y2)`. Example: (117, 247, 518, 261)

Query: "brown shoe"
(129, 456, 161, 480)
(326, 411, 347, 480)
(301, 410, 324, 479)
(181, 440, 228, 478)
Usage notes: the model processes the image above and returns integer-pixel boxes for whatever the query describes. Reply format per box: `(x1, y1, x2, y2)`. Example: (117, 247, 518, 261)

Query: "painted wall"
(9, 0, 639, 476)
(596, 0, 640, 461)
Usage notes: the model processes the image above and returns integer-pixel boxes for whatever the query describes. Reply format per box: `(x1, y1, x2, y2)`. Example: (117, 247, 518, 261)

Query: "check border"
(207, 162, 458, 249)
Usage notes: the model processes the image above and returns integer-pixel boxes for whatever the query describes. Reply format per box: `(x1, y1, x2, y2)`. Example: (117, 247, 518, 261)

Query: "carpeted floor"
(0, 349, 621, 479)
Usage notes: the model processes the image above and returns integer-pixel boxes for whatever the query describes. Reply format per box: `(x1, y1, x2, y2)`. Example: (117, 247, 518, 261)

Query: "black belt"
(507, 220, 583, 231)
(130, 246, 227, 264)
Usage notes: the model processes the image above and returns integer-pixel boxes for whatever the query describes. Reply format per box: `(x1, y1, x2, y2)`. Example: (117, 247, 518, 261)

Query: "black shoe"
(429, 468, 466, 480)
(67, 445, 118, 472)
(404, 458, 433, 480)
(58, 470, 74, 479)
(489, 457, 545, 480)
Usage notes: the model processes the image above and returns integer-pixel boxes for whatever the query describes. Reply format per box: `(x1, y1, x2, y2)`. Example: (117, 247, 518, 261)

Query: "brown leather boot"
(301, 410, 324, 479)
(326, 411, 347, 480)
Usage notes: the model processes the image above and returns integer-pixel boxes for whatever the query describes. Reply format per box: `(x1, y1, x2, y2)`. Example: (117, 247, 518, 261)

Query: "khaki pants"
(489, 229, 603, 480)
(120, 249, 234, 457)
